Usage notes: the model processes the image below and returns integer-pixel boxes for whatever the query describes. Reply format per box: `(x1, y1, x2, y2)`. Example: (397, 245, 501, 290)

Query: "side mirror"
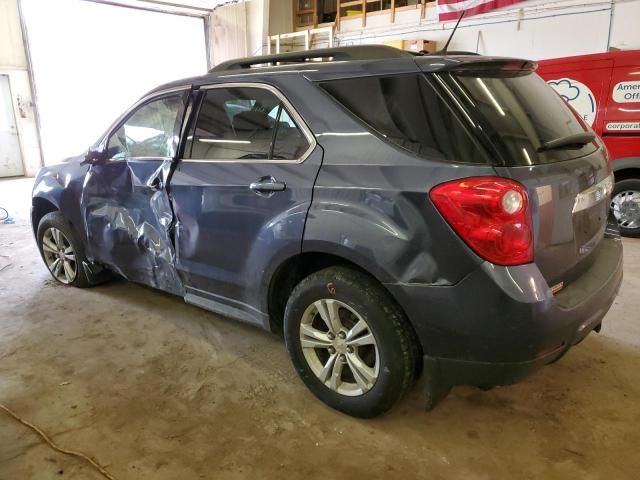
(83, 148, 106, 165)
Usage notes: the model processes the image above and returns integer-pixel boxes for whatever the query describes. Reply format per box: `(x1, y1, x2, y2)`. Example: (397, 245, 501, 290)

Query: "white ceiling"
(88, 0, 245, 16)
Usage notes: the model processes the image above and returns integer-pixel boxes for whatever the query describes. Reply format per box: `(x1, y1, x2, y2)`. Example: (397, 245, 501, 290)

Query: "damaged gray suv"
(32, 46, 623, 417)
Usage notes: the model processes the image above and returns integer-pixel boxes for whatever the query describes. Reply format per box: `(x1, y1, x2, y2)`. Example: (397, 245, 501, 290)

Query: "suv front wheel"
(37, 212, 92, 287)
(284, 266, 418, 418)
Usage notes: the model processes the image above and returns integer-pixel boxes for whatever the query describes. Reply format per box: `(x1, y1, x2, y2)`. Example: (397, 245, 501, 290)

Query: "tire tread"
(285, 266, 417, 417)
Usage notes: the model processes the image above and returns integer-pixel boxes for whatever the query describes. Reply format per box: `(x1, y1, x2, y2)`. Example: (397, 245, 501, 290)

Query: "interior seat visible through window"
(186, 86, 310, 161)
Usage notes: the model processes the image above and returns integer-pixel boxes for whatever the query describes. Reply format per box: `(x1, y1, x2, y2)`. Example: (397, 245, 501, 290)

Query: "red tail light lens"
(430, 177, 533, 266)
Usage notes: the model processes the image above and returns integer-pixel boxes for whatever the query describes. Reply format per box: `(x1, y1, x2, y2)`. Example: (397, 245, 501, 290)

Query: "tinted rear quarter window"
(320, 74, 489, 164)
(272, 108, 309, 160)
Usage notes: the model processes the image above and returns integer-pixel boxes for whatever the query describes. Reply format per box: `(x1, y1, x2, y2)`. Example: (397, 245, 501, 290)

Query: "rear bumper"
(385, 231, 623, 387)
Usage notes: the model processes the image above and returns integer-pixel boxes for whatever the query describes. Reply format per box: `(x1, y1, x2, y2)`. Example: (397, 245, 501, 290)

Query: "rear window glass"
(319, 74, 489, 164)
(445, 72, 598, 165)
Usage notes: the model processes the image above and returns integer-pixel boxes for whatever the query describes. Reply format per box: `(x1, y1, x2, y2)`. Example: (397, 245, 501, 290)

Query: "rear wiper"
(537, 132, 595, 152)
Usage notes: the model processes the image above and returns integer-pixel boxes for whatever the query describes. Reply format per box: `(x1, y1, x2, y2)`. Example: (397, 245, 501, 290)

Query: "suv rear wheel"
(611, 178, 640, 238)
(284, 266, 417, 418)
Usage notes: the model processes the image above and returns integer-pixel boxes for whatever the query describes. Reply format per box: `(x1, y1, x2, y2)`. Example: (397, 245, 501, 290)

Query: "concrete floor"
(1, 176, 640, 480)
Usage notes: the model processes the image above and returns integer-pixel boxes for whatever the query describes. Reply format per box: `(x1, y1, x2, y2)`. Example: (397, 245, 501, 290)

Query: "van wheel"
(284, 266, 417, 418)
(37, 212, 93, 287)
(611, 178, 640, 238)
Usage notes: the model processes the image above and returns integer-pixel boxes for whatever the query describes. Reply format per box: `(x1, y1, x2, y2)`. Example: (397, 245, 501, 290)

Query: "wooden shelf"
(294, 1, 435, 30)
(294, 0, 319, 29)
(336, 0, 433, 29)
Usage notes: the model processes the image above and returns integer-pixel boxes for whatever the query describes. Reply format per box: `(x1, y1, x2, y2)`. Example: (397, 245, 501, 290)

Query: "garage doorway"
(0, 75, 24, 178)
(21, 0, 208, 165)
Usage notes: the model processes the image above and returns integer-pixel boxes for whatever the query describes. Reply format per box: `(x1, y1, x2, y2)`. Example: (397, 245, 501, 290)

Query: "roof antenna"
(441, 11, 466, 55)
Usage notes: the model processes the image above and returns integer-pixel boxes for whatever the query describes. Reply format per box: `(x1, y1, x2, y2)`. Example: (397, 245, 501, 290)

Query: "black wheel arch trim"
(31, 195, 60, 236)
(612, 157, 640, 173)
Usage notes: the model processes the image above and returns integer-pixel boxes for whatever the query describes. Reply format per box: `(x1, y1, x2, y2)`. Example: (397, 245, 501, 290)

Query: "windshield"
(443, 71, 598, 165)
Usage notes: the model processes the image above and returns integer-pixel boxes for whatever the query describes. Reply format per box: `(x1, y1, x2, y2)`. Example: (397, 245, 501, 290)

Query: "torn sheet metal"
(80, 158, 183, 295)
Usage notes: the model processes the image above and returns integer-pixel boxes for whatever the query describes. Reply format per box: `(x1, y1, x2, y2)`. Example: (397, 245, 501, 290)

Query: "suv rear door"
(418, 59, 613, 287)
(169, 82, 321, 326)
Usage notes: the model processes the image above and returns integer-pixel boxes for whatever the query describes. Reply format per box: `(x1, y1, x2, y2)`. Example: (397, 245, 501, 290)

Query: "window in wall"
(187, 87, 310, 161)
(106, 95, 184, 160)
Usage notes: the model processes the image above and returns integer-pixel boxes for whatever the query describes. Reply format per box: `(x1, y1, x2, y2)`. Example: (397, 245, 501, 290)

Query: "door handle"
(250, 176, 286, 194)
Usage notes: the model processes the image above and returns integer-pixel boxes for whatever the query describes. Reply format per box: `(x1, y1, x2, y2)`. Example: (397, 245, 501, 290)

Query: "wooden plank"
(362, 0, 366, 27)
(279, 30, 307, 39)
(293, 0, 298, 28)
(313, 0, 318, 28)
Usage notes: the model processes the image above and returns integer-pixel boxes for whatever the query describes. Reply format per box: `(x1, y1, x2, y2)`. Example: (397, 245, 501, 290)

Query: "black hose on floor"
(0, 207, 14, 224)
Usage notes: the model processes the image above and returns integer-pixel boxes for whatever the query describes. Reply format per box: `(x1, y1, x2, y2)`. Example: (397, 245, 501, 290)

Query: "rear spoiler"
(447, 59, 538, 75)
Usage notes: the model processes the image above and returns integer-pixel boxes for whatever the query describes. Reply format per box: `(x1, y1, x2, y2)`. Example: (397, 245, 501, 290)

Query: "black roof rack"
(210, 45, 413, 72)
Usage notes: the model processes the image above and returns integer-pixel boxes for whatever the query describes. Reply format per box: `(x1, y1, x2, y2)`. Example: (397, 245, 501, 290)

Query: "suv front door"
(81, 89, 189, 295)
(169, 83, 321, 326)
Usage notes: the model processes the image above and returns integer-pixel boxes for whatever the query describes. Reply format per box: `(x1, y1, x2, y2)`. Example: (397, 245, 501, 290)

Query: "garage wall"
(21, 0, 207, 165)
(328, 0, 640, 59)
(609, 0, 640, 50)
(0, 0, 42, 176)
(208, 0, 268, 65)
(0, 0, 26, 67)
(209, 1, 248, 64)
(268, 0, 294, 36)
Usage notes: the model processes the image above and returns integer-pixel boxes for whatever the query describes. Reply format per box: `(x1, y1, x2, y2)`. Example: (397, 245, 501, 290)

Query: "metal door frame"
(0, 74, 25, 177)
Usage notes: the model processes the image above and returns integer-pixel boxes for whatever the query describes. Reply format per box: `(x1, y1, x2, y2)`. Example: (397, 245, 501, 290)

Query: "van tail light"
(430, 177, 533, 266)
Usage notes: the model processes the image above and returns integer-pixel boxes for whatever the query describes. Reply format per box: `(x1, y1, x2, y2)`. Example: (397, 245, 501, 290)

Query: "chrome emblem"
(573, 174, 614, 214)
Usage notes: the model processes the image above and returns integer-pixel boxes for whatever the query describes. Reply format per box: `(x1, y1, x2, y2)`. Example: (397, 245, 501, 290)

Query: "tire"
(37, 211, 92, 287)
(611, 178, 640, 238)
(284, 266, 417, 418)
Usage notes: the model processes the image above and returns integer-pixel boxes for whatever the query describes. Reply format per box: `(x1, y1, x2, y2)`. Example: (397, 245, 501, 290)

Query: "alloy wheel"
(611, 190, 640, 230)
(42, 227, 77, 284)
(299, 299, 379, 396)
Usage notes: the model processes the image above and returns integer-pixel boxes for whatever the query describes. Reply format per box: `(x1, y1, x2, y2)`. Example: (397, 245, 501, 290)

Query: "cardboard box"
(382, 39, 405, 50)
(403, 40, 438, 54)
(382, 39, 438, 54)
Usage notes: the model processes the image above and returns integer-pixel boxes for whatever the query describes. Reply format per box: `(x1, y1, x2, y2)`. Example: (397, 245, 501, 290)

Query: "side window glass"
(187, 87, 309, 161)
(272, 107, 309, 160)
(320, 75, 489, 165)
(106, 95, 184, 160)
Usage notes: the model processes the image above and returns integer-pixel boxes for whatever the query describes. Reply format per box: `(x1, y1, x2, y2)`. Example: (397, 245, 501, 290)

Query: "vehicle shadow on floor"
(92, 276, 640, 426)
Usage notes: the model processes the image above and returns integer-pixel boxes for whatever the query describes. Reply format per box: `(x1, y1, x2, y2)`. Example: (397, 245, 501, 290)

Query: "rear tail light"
(430, 177, 533, 266)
